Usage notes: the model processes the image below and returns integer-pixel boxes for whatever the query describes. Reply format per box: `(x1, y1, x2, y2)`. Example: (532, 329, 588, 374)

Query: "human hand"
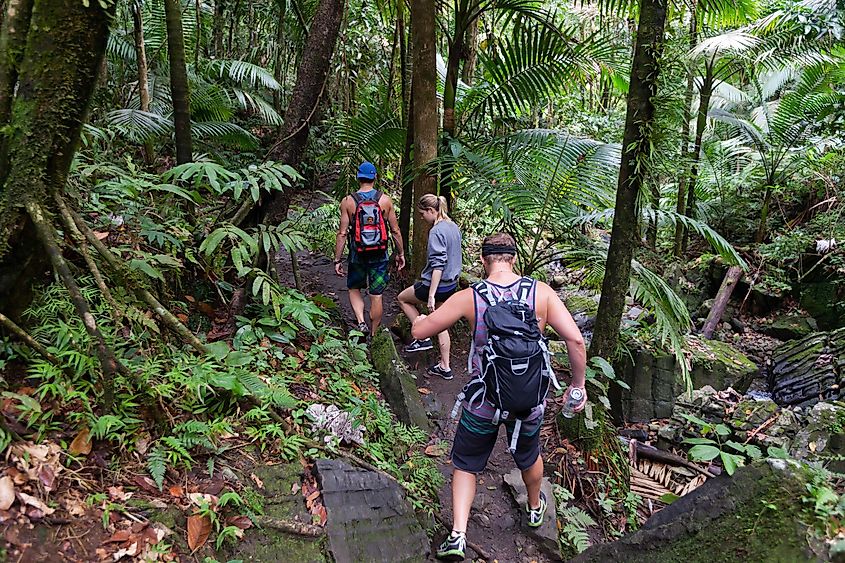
(565, 386, 588, 412)
(396, 254, 406, 272)
(334, 261, 344, 276)
(427, 295, 436, 312)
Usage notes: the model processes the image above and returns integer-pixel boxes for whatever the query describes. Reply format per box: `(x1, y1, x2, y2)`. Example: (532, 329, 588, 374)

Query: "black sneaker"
(436, 531, 466, 561)
(405, 338, 433, 353)
(526, 490, 547, 528)
(427, 363, 453, 380)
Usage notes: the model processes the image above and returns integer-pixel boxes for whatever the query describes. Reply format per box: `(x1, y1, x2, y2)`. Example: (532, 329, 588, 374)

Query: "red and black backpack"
(351, 191, 389, 256)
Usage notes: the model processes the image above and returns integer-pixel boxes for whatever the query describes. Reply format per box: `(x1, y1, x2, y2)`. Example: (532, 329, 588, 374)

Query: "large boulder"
(572, 461, 817, 562)
(800, 281, 845, 331)
(369, 330, 431, 432)
(612, 337, 758, 422)
(769, 327, 845, 407)
(760, 314, 819, 341)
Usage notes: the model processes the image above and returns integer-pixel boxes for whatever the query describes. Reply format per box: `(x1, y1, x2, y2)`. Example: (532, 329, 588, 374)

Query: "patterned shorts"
(347, 260, 389, 295)
(451, 409, 543, 473)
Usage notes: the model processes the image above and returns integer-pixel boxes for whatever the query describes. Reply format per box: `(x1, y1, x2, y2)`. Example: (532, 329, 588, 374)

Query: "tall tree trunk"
(701, 265, 742, 339)
(0, 0, 111, 315)
(273, 0, 287, 112)
(257, 0, 344, 225)
(410, 0, 437, 276)
(461, 14, 478, 85)
(399, 93, 414, 258)
(397, 0, 412, 257)
(132, 3, 155, 164)
(673, 2, 697, 256)
(213, 0, 225, 56)
(681, 63, 713, 253)
(756, 185, 773, 243)
(590, 0, 668, 360)
(164, 0, 193, 164)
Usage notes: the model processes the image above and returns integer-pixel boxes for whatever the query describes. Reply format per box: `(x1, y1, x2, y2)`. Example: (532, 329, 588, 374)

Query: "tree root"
(256, 515, 325, 537)
(60, 198, 207, 354)
(0, 312, 63, 368)
(25, 199, 117, 409)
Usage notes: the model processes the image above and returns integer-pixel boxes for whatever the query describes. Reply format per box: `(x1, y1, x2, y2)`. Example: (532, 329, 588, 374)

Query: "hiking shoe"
(436, 531, 466, 561)
(355, 322, 369, 335)
(526, 490, 547, 528)
(427, 363, 454, 380)
(405, 338, 433, 353)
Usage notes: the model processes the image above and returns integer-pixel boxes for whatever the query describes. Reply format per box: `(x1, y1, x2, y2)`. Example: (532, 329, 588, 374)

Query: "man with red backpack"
(334, 162, 405, 337)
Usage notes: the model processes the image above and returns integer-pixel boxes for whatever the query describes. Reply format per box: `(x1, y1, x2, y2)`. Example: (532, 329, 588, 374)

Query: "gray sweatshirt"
(421, 220, 462, 286)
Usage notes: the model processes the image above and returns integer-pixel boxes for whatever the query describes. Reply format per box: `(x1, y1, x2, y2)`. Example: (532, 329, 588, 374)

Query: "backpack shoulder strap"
(516, 277, 535, 305)
(472, 281, 497, 308)
(350, 192, 363, 206)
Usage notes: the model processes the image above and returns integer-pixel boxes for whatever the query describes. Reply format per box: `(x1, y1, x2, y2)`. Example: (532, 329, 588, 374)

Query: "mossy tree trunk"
(410, 0, 437, 276)
(258, 0, 343, 225)
(673, 2, 698, 257)
(590, 0, 668, 361)
(0, 0, 112, 316)
(164, 0, 193, 164)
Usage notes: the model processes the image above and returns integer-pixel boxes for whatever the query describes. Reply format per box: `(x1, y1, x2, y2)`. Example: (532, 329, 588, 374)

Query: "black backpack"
(451, 278, 560, 452)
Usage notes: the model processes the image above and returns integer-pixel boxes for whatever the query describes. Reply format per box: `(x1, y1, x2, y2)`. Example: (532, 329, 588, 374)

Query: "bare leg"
(397, 285, 421, 323)
(349, 288, 366, 325)
(370, 294, 383, 334)
(521, 455, 544, 509)
(437, 322, 451, 370)
(450, 469, 477, 533)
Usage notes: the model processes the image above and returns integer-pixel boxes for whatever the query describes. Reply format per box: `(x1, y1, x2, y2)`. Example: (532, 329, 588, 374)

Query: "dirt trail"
(286, 250, 557, 562)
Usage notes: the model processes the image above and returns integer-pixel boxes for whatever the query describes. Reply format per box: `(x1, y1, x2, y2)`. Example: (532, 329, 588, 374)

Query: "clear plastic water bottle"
(562, 387, 585, 419)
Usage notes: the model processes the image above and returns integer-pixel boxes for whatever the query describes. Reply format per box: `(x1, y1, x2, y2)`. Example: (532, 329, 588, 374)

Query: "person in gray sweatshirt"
(398, 194, 463, 379)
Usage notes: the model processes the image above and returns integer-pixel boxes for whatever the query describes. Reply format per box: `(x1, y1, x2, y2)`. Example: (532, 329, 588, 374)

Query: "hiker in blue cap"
(334, 162, 405, 337)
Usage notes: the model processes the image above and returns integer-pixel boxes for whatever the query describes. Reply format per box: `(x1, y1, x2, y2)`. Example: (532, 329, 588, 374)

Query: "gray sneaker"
(405, 338, 433, 353)
(427, 363, 453, 380)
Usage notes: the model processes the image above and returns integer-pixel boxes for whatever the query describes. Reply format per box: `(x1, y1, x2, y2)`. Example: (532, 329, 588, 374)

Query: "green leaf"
(225, 351, 253, 367)
(205, 341, 230, 361)
(129, 259, 164, 282)
(720, 451, 742, 475)
(715, 424, 731, 436)
(767, 446, 789, 459)
(659, 493, 680, 504)
(683, 437, 718, 445)
(688, 444, 721, 462)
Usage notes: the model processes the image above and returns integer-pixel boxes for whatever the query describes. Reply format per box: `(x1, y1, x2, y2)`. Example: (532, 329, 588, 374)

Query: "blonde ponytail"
(418, 194, 451, 223)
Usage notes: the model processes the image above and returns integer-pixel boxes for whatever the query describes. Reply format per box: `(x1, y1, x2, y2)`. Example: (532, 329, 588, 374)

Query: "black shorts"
(413, 281, 456, 303)
(450, 409, 543, 474)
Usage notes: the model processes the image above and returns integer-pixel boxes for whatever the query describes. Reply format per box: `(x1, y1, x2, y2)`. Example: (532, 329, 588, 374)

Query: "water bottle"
(562, 387, 585, 419)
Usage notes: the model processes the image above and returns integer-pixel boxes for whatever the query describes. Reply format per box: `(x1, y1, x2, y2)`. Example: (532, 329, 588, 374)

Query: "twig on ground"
(743, 413, 779, 444)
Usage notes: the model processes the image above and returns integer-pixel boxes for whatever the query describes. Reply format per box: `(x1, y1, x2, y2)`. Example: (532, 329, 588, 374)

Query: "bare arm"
(542, 284, 587, 389)
(411, 289, 474, 340)
(334, 197, 351, 274)
(383, 197, 405, 270)
(427, 269, 443, 310)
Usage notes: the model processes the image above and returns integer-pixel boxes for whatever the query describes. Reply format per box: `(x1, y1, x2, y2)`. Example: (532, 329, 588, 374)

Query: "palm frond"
(106, 109, 174, 143)
(203, 59, 282, 91)
(191, 121, 259, 150)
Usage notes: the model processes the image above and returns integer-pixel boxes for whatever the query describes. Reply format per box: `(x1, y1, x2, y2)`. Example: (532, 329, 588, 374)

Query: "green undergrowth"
(0, 276, 441, 549)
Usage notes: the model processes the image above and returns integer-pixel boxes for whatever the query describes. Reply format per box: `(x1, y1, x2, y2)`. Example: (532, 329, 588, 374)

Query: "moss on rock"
(689, 337, 758, 393)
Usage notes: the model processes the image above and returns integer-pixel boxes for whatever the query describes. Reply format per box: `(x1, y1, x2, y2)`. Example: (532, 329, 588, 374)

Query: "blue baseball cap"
(357, 161, 377, 180)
